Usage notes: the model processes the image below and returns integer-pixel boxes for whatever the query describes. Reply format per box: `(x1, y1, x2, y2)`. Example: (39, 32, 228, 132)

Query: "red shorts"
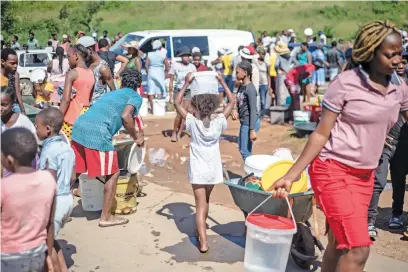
(309, 157, 374, 250)
(71, 141, 119, 178)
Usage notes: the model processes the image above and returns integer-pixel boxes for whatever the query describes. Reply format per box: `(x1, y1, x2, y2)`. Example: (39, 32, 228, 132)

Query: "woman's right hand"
(270, 176, 294, 199)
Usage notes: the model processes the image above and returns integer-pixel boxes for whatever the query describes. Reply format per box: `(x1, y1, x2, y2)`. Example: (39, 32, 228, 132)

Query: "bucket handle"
(248, 195, 297, 233)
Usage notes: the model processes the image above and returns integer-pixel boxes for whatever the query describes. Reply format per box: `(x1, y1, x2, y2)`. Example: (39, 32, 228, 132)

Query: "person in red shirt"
(284, 63, 316, 122)
(192, 52, 207, 72)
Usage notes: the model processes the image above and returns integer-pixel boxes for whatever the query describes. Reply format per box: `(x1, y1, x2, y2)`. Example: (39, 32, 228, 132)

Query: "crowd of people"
(1, 20, 408, 272)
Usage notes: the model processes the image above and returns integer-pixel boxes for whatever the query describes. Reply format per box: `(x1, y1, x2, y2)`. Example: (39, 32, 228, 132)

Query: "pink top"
(49, 58, 70, 83)
(320, 67, 408, 169)
(64, 67, 95, 124)
(1, 170, 56, 253)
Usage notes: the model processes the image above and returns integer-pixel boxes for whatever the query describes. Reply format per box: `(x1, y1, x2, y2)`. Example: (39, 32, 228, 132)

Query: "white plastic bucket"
(293, 110, 311, 125)
(79, 173, 105, 211)
(139, 98, 148, 117)
(191, 71, 219, 96)
(153, 99, 166, 116)
(272, 148, 294, 161)
(244, 155, 281, 178)
(245, 198, 297, 272)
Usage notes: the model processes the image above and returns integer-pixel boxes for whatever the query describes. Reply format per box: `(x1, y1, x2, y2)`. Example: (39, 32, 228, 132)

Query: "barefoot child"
(36, 107, 75, 272)
(1, 128, 56, 272)
(174, 72, 235, 253)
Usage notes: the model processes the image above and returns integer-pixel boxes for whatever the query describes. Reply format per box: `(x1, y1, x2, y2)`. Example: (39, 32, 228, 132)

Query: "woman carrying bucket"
(272, 21, 408, 272)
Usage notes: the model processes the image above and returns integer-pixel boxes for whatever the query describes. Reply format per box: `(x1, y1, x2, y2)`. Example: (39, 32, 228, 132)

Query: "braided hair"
(352, 20, 401, 64)
(121, 68, 142, 90)
(55, 46, 64, 73)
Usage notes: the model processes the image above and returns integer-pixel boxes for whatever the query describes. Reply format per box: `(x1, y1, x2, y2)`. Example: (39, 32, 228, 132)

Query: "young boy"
(36, 107, 75, 271)
(1, 127, 56, 272)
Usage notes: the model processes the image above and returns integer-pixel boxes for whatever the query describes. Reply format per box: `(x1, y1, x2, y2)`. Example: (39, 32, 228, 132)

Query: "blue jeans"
(224, 75, 234, 91)
(239, 119, 261, 161)
(259, 84, 268, 120)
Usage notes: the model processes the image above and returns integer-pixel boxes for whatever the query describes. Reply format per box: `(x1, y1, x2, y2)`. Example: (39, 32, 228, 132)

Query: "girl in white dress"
(174, 73, 235, 253)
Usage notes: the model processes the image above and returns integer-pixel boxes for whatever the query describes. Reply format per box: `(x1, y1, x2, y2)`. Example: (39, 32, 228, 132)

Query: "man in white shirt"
(99, 30, 111, 45)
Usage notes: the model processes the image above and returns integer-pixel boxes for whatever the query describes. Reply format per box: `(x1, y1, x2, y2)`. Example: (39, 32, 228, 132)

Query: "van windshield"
(110, 34, 144, 55)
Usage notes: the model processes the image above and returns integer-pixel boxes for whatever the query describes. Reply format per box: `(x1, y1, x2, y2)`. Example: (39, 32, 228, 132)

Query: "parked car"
(16, 49, 55, 96)
(110, 29, 255, 93)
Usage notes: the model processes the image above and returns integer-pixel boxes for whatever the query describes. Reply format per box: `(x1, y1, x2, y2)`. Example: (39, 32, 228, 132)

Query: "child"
(174, 72, 235, 253)
(30, 69, 55, 109)
(36, 107, 75, 271)
(1, 127, 56, 272)
(1, 86, 37, 177)
(234, 61, 260, 161)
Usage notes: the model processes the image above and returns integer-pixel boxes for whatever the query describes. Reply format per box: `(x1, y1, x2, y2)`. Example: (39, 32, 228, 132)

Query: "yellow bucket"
(261, 160, 308, 194)
(111, 174, 139, 215)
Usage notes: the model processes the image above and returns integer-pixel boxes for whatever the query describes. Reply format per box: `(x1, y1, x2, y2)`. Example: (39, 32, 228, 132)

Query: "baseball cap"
(62, 34, 68, 39)
(240, 47, 255, 59)
(77, 36, 96, 47)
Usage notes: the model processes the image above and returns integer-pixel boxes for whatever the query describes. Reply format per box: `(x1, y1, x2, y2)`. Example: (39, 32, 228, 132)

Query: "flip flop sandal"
(99, 218, 129, 228)
(388, 218, 403, 229)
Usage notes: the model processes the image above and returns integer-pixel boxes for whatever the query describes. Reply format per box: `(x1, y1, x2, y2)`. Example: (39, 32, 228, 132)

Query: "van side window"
(172, 36, 209, 56)
(140, 37, 168, 54)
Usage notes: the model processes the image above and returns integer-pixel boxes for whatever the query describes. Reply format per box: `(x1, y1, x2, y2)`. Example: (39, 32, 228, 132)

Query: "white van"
(110, 29, 255, 91)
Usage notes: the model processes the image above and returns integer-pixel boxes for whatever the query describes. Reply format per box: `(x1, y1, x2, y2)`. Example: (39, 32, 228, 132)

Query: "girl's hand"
(270, 176, 293, 198)
(250, 130, 257, 141)
(231, 109, 238, 120)
(216, 72, 224, 83)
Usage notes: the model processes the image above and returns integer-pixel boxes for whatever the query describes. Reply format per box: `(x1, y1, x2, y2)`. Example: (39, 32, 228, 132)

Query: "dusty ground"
(140, 114, 408, 263)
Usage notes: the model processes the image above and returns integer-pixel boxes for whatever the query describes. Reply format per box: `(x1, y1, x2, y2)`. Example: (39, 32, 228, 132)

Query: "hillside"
(2, 1, 408, 46)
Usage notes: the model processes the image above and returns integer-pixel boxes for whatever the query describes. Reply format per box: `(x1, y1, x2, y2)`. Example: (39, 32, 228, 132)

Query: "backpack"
(97, 51, 116, 76)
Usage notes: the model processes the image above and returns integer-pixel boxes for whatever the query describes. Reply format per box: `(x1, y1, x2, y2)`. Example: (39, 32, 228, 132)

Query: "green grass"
(2, 1, 408, 47)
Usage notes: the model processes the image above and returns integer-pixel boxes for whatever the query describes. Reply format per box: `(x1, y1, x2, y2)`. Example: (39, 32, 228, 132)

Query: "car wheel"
(20, 79, 33, 96)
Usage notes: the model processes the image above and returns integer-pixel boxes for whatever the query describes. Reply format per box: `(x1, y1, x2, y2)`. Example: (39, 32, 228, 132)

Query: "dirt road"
(140, 114, 408, 263)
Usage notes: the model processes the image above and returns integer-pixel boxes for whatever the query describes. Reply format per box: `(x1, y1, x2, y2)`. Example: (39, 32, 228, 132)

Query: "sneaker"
(368, 224, 377, 239)
(388, 216, 404, 229)
(404, 226, 408, 238)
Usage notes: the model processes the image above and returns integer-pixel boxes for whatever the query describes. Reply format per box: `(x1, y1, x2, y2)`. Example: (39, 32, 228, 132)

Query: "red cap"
(244, 45, 256, 55)
(247, 213, 295, 230)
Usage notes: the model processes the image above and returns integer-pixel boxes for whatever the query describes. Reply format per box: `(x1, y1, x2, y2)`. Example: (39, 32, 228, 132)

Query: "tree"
(1, 1, 15, 34)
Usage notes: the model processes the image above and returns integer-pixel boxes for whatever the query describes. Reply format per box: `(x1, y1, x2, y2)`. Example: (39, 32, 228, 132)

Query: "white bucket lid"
(127, 143, 146, 174)
(244, 155, 281, 177)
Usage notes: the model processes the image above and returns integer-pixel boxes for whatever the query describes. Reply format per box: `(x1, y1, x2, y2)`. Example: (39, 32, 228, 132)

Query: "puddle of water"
(161, 235, 245, 264)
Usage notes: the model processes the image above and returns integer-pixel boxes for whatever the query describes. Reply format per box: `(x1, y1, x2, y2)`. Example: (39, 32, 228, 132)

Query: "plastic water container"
(191, 71, 219, 96)
(139, 98, 149, 117)
(244, 155, 281, 178)
(293, 111, 311, 125)
(79, 174, 104, 211)
(153, 99, 166, 116)
(272, 148, 294, 161)
(244, 198, 297, 272)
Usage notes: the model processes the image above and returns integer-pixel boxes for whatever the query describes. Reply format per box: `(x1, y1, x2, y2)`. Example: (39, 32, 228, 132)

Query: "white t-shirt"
(1, 114, 36, 135)
(186, 113, 227, 185)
